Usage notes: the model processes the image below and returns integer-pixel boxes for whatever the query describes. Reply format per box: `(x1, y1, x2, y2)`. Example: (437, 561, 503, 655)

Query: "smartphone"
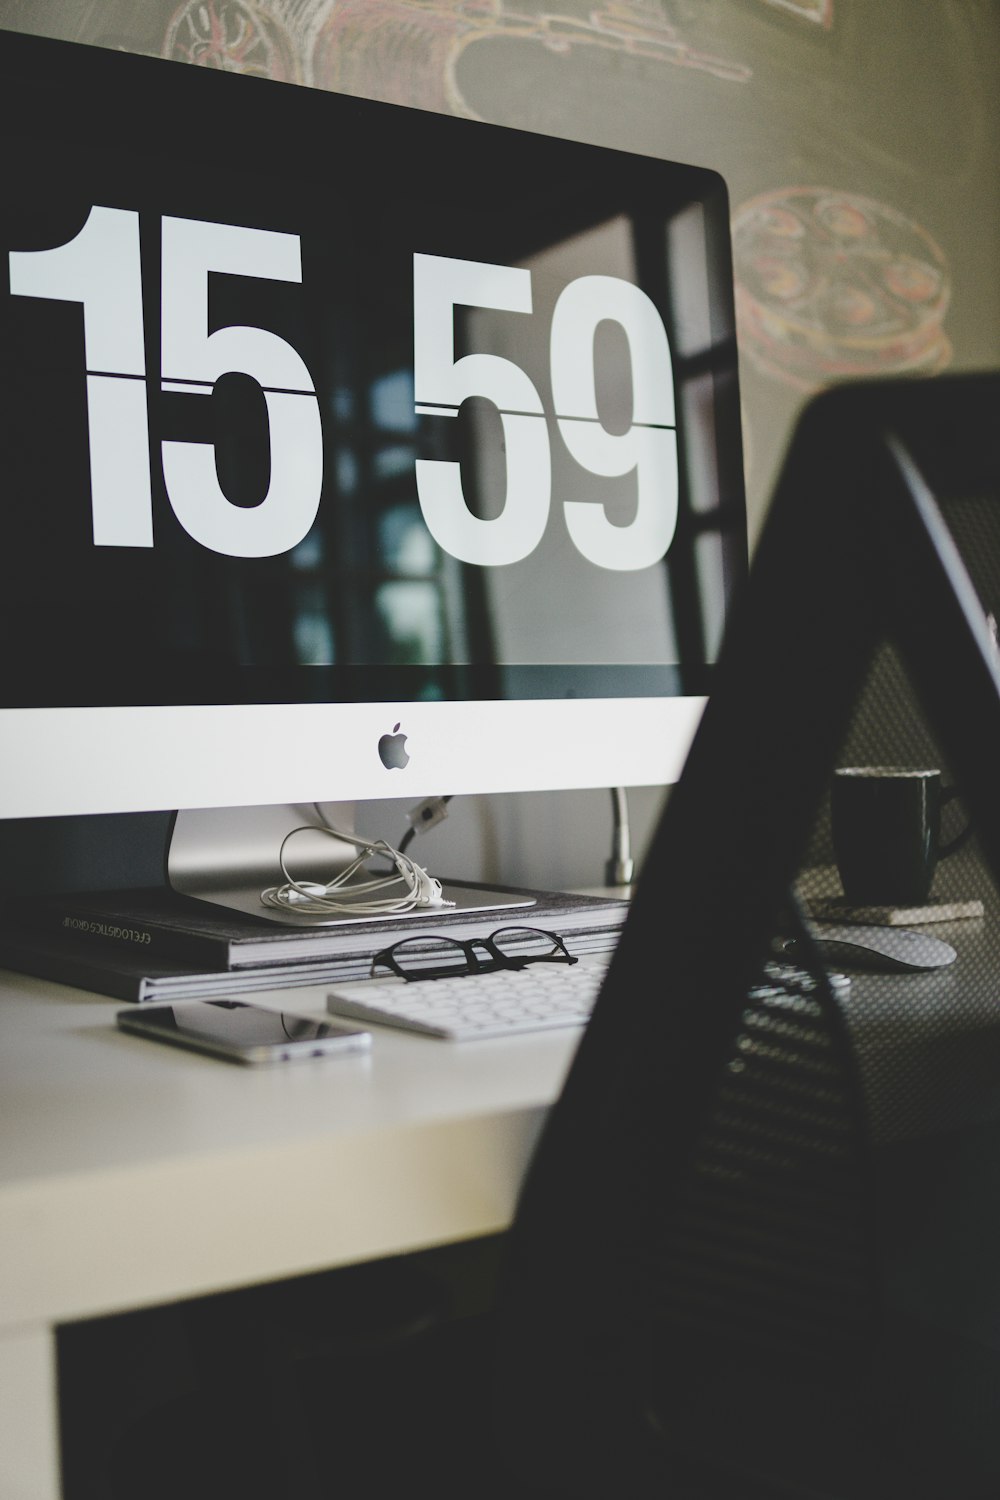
(116, 999, 371, 1065)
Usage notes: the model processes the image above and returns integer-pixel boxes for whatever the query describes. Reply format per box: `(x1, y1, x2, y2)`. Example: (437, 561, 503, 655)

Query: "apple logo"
(378, 721, 410, 770)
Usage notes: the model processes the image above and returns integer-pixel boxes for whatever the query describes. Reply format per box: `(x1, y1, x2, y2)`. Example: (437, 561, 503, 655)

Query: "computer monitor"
(0, 28, 746, 922)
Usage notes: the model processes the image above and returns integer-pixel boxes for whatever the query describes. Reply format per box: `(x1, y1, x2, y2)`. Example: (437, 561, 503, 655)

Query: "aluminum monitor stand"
(166, 803, 533, 926)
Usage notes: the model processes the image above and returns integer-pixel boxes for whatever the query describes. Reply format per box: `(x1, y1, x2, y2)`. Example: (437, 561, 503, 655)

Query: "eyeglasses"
(371, 925, 578, 982)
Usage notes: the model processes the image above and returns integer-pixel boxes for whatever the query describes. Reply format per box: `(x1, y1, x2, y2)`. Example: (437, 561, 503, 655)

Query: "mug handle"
(940, 785, 973, 858)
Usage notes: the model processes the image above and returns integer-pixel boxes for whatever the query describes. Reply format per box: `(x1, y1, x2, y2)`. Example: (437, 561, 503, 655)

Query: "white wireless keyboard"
(325, 953, 613, 1041)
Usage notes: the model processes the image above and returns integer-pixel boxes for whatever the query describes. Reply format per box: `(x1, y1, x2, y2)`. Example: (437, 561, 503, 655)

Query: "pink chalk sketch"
(162, 1, 752, 114)
(758, 0, 834, 27)
(732, 186, 952, 391)
(163, 0, 302, 79)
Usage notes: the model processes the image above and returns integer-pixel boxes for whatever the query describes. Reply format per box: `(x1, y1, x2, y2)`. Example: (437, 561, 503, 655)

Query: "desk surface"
(0, 967, 580, 1336)
(4, 900, 1000, 1498)
(5, 895, 1000, 1336)
(6, 877, 1000, 1498)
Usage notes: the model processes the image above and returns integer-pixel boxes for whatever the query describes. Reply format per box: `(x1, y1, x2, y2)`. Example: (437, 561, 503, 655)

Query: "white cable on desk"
(260, 815, 453, 916)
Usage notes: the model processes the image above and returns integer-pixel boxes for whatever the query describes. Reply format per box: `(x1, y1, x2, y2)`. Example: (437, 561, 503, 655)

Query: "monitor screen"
(0, 30, 746, 836)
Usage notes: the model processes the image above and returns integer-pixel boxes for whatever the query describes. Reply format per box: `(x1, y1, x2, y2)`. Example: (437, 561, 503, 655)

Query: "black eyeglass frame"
(371, 925, 579, 982)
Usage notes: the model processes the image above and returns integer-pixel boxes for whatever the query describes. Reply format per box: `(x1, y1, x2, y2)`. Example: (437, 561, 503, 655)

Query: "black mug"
(830, 766, 970, 907)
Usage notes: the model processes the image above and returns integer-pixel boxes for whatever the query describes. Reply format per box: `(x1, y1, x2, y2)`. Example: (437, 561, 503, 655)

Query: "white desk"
(0, 967, 582, 1499)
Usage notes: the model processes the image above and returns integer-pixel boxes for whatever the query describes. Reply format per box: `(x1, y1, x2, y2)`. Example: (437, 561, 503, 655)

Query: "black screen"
(0, 29, 746, 713)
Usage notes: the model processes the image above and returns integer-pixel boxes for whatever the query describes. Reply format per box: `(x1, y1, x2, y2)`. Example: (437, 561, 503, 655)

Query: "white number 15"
(8, 205, 322, 557)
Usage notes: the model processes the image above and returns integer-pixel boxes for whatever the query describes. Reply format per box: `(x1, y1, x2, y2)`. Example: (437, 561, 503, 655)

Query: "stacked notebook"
(0, 881, 630, 1002)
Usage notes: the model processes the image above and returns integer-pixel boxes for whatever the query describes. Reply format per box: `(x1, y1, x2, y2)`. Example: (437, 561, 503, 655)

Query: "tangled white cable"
(259, 817, 453, 917)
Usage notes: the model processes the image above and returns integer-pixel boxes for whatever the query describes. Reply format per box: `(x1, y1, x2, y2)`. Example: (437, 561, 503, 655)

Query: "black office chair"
(490, 371, 1000, 1498)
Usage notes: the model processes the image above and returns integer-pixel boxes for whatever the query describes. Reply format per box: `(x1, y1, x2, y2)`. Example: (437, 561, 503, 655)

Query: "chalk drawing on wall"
(732, 186, 952, 392)
(161, 1, 752, 113)
(311, 0, 753, 114)
(164, 0, 302, 79)
(757, 0, 833, 28)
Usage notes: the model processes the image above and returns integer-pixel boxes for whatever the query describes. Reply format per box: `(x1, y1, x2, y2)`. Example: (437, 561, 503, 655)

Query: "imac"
(0, 29, 746, 923)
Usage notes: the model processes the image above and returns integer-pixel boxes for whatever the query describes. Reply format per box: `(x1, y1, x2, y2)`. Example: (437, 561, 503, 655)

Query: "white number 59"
(413, 252, 678, 572)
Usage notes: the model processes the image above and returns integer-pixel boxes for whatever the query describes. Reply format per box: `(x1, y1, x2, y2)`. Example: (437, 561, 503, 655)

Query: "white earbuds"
(260, 819, 454, 917)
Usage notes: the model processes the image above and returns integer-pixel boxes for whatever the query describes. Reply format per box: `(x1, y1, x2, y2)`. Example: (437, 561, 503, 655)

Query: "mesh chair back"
(493, 372, 1000, 1499)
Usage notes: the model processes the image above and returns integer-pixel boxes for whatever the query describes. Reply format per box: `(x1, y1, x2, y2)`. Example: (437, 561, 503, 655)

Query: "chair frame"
(493, 370, 1000, 1497)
